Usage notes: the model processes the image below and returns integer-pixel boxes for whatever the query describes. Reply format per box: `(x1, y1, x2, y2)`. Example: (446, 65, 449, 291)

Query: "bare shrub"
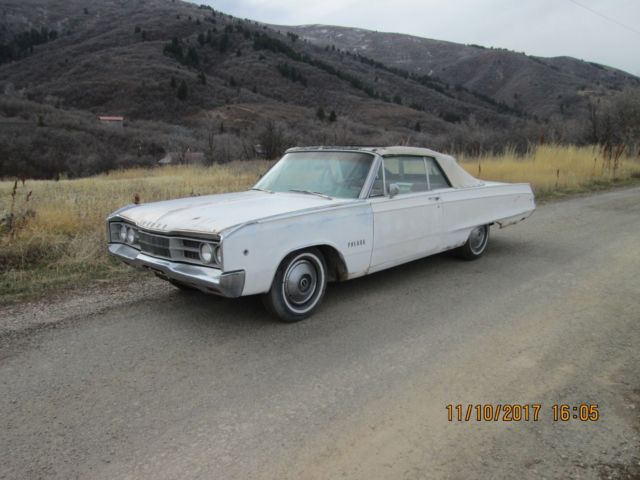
(1, 180, 35, 238)
(585, 88, 640, 155)
(258, 120, 290, 159)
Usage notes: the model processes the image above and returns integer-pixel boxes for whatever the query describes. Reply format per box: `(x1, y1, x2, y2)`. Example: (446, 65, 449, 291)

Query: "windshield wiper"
(250, 187, 274, 194)
(288, 189, 333, 200)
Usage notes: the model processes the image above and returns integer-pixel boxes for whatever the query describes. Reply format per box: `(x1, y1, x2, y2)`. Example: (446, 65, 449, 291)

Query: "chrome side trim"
(109, 243, 244, 297)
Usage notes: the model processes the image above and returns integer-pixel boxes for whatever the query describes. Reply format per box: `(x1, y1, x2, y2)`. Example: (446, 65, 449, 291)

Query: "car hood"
(115, 190, 354, 235)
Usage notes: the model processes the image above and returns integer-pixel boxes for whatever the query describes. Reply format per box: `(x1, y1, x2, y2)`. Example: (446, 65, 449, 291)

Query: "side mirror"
(389, 183, 400, 198)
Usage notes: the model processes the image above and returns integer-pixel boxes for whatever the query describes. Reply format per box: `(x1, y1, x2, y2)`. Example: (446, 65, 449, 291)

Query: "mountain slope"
(281, 24, 639, 119)
(0, 0, 636, 179)
(0, 0, 522, 125)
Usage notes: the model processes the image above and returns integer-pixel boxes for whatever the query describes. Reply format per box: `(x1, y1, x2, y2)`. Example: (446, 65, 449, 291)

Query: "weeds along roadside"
(0, 161, 272, 304)
(1, 146, 639, 304)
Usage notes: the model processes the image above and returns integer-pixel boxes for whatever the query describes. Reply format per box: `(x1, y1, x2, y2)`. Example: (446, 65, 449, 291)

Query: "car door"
(368, 155, 444, 272)
(424, 156, 466, 247)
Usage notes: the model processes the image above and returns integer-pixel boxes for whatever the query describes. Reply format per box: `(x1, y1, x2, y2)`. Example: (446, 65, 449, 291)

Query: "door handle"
(428, 196, 440, 201)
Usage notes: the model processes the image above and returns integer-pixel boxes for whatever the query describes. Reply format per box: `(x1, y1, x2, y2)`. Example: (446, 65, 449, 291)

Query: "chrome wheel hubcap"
(469, 226, 488, 254)
(284, 259, 318, 305)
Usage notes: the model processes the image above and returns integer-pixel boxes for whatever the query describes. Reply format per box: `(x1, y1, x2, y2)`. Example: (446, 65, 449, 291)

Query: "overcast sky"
(196, 0, 640, 76)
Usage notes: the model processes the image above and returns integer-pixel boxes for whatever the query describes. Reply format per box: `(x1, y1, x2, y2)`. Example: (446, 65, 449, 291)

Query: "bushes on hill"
(163, 39, 200, 67)
(276, 63, 307, 86)
(0, 98, 168, 179)
(252, 32, 382, 102)
(0, 27, 58, 65)
(163, 38, 184, 62)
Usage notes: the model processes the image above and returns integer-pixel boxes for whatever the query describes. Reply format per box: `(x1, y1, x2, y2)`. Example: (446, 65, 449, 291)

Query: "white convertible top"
(286, 145, 484, 189)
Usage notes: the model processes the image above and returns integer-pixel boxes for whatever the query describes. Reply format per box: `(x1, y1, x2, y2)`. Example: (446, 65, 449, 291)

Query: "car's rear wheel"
(262, 248, 328, 322)
(456, 224, 490, 260)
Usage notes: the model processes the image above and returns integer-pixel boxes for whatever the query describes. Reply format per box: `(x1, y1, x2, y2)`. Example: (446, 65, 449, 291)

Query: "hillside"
(0, 0, 637, 179)
(281, 24, 640, 120)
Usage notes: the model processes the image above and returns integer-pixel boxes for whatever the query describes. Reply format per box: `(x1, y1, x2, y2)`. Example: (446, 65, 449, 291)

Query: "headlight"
(126, 227, 137, 245)
(213, 245, 222, 264)
(119, 224, 128, 242)
(199, 243, 214, 264)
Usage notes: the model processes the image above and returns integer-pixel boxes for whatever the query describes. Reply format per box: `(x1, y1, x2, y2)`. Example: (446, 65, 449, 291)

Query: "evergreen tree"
(414, 121, 421, 132)
(163, 37, 183, 62)
(198, 71, 206, 85)
(316, 106, 325, 121)
(329, 110, 337, 122)
(219, 33, 229, 53)
(177, 80, 188, 101)
(186, 46, 199, 66)
(170, 76, 177, 88)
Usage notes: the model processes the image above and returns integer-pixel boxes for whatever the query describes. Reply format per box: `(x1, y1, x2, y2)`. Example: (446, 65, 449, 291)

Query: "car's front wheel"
(262, 248, 328, 322)
(456, 224, 490, 260)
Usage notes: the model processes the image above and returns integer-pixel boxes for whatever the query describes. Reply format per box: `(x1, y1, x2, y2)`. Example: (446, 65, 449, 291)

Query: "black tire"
(261, 248, 328, 322)
(455, 225, 490, 260)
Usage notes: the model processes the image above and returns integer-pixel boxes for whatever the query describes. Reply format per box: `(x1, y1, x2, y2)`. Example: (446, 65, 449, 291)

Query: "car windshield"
(253, 151, 374, 199)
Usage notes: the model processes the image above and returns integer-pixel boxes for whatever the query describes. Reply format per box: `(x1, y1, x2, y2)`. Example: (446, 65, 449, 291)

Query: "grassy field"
(0, 160, 273, 304)
(1, 145, 639, 304)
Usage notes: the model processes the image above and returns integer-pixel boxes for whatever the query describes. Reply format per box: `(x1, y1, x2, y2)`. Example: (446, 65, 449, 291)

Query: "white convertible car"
(108, 146, 535, 321)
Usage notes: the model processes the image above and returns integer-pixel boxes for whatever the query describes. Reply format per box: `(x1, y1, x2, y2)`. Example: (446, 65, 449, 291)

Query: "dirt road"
(1, 187, 639, 479)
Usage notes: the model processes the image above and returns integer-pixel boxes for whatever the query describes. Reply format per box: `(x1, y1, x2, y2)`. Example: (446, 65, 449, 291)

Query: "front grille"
(133, 228, 220, 267)
(182, 239, 200, 249)
(139, 231, 171, 258)
(184, 251, 199, 260)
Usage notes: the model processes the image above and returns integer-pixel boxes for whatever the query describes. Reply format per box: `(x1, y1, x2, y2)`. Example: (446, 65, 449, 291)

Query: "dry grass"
(0, 161, 272, 303)
(1, 145, 639, 304)
(458, 144, 640, 195)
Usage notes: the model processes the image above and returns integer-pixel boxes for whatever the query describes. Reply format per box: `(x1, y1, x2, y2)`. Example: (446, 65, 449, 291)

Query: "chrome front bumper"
(109, 243, 245, 297)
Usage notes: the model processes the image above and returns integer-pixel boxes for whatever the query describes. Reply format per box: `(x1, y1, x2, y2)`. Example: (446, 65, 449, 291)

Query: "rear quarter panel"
(438, 183, 535, 247)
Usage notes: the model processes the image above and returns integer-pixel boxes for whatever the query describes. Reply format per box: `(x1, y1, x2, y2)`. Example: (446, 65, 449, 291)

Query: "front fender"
(221, 204, 373, 295)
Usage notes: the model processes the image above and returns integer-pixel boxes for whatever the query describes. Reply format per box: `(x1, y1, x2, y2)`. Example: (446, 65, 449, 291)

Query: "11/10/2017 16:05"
(446, 404, 600, 422)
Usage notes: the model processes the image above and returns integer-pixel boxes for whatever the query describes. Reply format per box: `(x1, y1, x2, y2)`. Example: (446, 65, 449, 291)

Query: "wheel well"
(315, 245, 348, 282)
(279, 245, 348, 283)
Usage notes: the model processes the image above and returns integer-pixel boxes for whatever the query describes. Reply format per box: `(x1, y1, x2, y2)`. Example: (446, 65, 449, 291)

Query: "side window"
(426, 157, 451, 190)
(369, 162, 385, 197)
(383, 156, 428, 194)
